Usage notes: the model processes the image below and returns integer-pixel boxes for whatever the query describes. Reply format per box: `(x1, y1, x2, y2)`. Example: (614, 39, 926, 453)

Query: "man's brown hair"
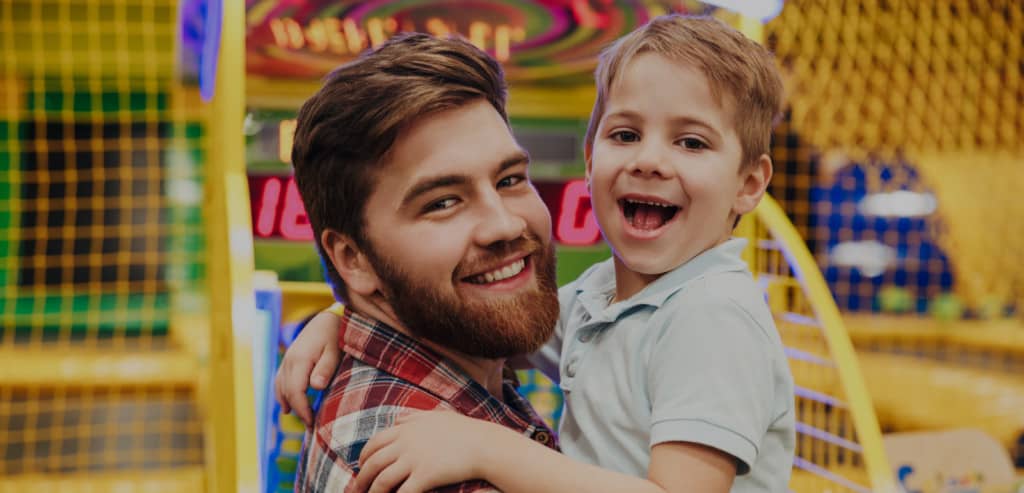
(291, 33, 508, 300)
(584, 15, 784, 168)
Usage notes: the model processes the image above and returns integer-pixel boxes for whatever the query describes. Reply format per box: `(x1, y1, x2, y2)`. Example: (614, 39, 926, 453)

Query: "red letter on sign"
(255, 177, 282, 238)
(556, 180, 600, 245)
(280, 178, 314, 241)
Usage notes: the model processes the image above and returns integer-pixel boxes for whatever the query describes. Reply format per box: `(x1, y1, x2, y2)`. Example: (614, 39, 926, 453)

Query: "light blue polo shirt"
(529, 238, 795, 493)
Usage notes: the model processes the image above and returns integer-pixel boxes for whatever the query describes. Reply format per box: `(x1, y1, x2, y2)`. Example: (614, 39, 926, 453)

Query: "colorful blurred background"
(1, 1, 1021, 492)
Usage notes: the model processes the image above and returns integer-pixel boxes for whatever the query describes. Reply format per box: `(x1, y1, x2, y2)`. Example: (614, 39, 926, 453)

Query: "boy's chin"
(614, 252, 676, 277)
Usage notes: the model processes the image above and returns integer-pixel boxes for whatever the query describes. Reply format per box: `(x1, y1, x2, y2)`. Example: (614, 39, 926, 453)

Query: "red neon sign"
(247, 175, 601, 246)
(249, 175, 313, 241)
(555, 180, 601, 245)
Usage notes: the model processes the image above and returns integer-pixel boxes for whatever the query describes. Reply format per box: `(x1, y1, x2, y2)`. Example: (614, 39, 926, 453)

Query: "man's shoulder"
(299, 359, 503, 493)
(312, 359, 453, 466)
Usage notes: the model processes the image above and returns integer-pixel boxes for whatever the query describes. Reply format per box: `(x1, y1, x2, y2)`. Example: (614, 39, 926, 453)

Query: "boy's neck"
(611, 259, 661, 303)
(611, 233, 734, 303)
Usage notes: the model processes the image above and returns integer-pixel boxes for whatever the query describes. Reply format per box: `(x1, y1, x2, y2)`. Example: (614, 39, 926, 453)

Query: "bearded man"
(288, 33, 561, 493)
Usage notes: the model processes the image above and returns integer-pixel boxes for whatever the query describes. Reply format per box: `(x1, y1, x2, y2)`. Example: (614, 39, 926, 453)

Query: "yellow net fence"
(0, 0, 252, 490)
(766, 0, 1023, 319)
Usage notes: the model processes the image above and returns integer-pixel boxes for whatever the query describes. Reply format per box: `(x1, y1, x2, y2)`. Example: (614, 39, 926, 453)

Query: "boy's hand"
(353, 411, 496, 493)
(273, 310, 342, 426)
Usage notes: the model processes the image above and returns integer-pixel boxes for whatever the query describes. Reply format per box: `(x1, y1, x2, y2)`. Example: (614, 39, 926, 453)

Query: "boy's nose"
(626, 145, 672, 179)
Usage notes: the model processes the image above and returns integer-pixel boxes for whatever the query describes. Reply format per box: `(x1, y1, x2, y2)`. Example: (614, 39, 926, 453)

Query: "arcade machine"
(240, 1, 897, 492)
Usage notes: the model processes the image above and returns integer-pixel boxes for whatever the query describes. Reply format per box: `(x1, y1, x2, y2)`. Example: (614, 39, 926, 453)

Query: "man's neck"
(347, 295, 507, 401)
(419, 339, 507, 402)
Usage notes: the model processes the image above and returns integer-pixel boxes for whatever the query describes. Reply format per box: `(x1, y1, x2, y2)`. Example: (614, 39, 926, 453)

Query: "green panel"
(26, 88, 169, 115)
(555, 244, 610, 287)
(0, 293, 170, 339)
(254, 241, 325, 283)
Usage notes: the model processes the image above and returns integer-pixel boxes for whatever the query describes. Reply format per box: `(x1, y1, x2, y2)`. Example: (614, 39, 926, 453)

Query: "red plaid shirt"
(295, 309, 558, 493)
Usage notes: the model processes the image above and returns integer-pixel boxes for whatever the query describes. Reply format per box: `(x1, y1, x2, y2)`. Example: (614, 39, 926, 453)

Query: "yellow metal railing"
(740, 195, 897, 493)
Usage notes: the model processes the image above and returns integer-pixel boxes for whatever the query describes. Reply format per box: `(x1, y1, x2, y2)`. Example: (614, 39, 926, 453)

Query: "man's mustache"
(455, 234, 547, 279)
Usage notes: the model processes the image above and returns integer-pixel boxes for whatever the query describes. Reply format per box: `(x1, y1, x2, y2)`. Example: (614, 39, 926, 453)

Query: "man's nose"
(473, 191, 527, 246)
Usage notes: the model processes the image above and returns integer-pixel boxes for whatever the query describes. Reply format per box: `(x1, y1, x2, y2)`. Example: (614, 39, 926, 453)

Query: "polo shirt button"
(532, 430, 552, 446)
(566, 357, 579, 378)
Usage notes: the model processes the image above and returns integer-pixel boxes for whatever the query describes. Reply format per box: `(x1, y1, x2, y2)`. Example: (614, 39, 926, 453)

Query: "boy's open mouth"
(620, 198, 680, 231)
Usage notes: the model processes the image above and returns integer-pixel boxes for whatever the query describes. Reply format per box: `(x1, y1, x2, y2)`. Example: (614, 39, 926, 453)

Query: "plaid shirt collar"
(339, 309, 557, 447)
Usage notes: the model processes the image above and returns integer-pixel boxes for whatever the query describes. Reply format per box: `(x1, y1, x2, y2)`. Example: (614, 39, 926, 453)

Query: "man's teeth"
(471, 259, 526, 284)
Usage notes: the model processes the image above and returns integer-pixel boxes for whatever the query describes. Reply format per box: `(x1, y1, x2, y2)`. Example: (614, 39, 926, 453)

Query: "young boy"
(277, 14, 795, 493)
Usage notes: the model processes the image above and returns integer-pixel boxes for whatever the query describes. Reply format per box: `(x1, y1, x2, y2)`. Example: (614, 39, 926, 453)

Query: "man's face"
(359, 99, 559, 358)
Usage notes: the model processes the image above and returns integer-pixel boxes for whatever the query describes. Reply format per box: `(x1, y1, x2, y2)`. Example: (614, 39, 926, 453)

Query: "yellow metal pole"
(755, 196, 899, 493)
(204, 0, 260, 491)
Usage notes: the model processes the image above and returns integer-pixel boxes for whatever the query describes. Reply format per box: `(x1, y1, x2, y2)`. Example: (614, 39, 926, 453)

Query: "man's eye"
(680, 137, 708, 150)
(498, 175, 525, 188)
(610, 130, 640, 143)
(425, 197, 458, 212)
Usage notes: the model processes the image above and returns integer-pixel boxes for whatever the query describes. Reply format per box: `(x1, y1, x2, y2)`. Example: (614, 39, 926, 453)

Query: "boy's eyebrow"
(400, 150, 530, 208)
(669, 115, 723, 140)
(602, 109, 642, 122)
(604, 110, 723, 139)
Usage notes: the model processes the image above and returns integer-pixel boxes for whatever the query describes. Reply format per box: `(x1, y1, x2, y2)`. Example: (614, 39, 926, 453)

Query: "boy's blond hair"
(584, 15, 784, 168)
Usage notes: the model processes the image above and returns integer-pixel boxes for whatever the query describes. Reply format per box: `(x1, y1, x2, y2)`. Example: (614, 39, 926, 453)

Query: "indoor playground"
(0, 1, 1021, 492)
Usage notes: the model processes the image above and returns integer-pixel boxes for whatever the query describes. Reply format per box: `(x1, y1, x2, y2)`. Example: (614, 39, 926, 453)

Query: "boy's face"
(587, 52, 769, 292)
(352, 99, 559, 358)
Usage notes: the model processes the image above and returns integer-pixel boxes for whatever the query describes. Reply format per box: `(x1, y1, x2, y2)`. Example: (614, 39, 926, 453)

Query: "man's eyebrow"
(400, 174, 469, 208)
(497, 150, 530, 173)
(400, 150, 530, 208)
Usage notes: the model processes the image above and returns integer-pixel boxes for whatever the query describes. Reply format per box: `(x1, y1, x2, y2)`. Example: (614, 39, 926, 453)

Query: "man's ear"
(733, 154, 773, 216)
(322, 229, 380, 297)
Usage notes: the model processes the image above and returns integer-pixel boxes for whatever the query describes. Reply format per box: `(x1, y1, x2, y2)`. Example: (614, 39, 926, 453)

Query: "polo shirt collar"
(576, 238, 750, 320)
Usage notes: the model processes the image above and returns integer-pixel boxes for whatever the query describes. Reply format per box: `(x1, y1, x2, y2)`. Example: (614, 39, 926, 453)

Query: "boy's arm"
(475, 427, 735, 493)
(274, 304, 344, 425)
(353, 412, 734, 493)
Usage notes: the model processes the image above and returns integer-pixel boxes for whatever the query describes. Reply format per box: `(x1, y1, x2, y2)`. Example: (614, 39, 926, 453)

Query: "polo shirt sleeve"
(647, 287, 776, 475)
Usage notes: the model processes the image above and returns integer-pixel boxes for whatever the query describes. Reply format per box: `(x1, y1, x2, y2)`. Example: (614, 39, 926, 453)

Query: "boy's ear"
(733, 154, 773, 216)
(322, 229, 381, 297)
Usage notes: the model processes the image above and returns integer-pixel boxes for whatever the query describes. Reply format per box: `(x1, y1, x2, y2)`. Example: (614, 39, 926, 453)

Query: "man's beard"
(368, 234, 559, 359)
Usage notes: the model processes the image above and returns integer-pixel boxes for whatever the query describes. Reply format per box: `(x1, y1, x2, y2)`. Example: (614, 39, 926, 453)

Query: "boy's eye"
(424, 197, 459, 212)
(679, 137, 708, 150)
(497, 175, 525, 188)
(610, 130, 640, 143)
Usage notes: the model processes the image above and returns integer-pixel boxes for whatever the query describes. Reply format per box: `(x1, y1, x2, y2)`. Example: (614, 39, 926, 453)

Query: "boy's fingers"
(367, 460, 410, 493)
(310, 348, 340, 390)
(396, 477, 427, 493)
(358, 427, 400, 466)
(286, 388, 313, 426)
(353, 445, 399, 492)
(282, 358, 316, 424)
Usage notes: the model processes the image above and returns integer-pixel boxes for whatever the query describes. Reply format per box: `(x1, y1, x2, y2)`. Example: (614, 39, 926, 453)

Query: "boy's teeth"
(473, 259, 526, 284)
(628, 199, 673, 208)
